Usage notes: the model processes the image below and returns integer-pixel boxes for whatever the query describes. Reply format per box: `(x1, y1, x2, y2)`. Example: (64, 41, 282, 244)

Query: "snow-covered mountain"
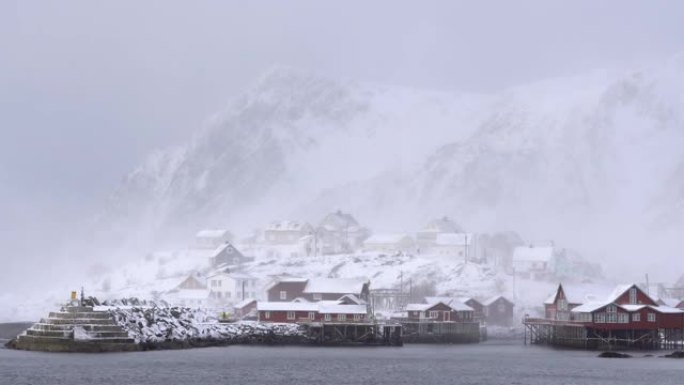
(96, 59, 684, 278)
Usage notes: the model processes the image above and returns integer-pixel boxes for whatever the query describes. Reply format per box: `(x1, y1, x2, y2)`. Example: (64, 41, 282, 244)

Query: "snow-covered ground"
(103, 306, 304, 344)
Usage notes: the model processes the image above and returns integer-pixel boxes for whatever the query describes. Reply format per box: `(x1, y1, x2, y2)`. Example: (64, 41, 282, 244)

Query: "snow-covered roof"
(570, 302, 612, 313)
(407, 301, 473, 312)
(621, 304, 646, 312)
(513, 246, 555, 262)
(338, 294, 363, 305)
(651, 305, 684, 314)
(266, 220, 311, 231)
(303, 278, 368, 294)
(364, 234, 413, 245)
(605, 283, 658, 305)
(659, 298, 681, 308)
(434, 233, 470, 246)
(257, 302, 318, 312)
(482, 295, 513, 307)
(196, 229, 231, 238)
(233, 298, 257, 309)
(318, 304, 367, 314)
(211, 242, 243, 258)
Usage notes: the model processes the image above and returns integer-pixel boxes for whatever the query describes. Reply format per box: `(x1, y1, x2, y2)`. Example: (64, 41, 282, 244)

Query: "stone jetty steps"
(13, 306, 139, 352)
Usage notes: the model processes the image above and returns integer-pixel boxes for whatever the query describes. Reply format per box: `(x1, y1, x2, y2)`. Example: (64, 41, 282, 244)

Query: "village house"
(163, 273, 211, 307)
(482, 296, 515, 326)
(302, 277, 370, 302)
(409, 299, 475, 322)
(210, 242, 251, 268)
(263, 220, 314, 245)
(544, 284, 584, 321)
(512, 244, 562, 280)
(315, 210, 369, 254)
(415, 216, 463, 248)
(256, 301, 368, 323)
(427, 233, 471, 259)
(567, 284, 684, 330)
(207, 272, 258, 302)
(266, 276, 309, 301)
(456, 297, 485, 322)
(362, 234, 415, 254)
(194, 229, 233, 249)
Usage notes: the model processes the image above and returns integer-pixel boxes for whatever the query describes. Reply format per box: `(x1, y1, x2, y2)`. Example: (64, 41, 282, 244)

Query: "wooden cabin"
(406, 301, 474, 322)
(483, 296, 515, 326)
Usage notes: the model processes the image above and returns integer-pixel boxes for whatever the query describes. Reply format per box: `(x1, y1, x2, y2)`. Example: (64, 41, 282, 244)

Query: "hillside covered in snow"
(92, 58, 684, 281)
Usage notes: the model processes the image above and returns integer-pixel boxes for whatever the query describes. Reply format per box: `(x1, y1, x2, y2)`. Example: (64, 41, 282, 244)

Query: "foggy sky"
(1, 0, 684, 291)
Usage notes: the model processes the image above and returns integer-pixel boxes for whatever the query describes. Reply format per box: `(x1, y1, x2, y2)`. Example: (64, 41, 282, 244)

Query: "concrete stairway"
(13, 306, 139, 352)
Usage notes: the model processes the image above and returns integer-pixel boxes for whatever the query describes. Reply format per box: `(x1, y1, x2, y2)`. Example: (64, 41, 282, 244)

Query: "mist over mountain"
(96, 59, 684, 280)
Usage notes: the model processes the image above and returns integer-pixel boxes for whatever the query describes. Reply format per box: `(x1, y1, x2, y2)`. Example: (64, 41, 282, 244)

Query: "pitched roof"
(265, 220, 311, 231)
(606, 283, 658, 305)
(409, 300, 473, 312)
(257, 302, 318, 312)
(570, 302, 614, 313)
(318, 304, 367, 314)
(233, 298, 257, 309)
(303, 278, 368, 294)
(483, 295, 514, 307)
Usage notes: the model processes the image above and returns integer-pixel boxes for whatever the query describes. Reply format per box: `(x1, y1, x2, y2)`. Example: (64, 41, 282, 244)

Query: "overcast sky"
(1, 1, 684, 288)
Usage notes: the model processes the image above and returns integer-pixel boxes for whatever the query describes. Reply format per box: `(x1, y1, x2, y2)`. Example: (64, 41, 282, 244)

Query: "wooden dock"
(399, 321, 481, 343)
(523, 317, 684, 350)
(301, 322, 403, 346)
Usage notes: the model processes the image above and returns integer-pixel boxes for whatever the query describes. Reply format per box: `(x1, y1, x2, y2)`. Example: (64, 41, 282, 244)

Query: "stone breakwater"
(6, 305, 311, 352)
(106, 306, 311, 349)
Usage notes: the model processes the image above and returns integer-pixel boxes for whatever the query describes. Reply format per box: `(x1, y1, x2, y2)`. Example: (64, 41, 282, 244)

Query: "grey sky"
(1, 1, 684, 289)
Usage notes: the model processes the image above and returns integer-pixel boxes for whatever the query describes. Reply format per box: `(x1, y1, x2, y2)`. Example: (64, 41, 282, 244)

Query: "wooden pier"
(302, 322, 403, 346)
(399, 321, 481, 343)
(523, 317, 684, 350)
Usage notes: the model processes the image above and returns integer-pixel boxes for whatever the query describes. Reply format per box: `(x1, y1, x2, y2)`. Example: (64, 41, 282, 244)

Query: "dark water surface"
(1, 341, 682, 385)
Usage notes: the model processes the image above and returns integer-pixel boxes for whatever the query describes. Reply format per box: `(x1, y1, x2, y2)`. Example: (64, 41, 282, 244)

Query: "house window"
(617, 313, 629, 324)
(595, 313, 606, 323)
(632, 313, 640, 322)
(558, 299, 567, 311)
(280, 291, 287, 300)
(324, 314, 331, 321)
(647, 313, 656, 322)
(354, 314, 362, 321)
(338, 314, 346, 322)
(429, 311, 439, 319)
(629, 288, 637, 304)
(606, 305, 617, 323)
(264, 311, 270, 319)
(313, 293, 323, 301)
(287, 311, 295, 320)
(308, 312, 315, 320)
(498, 304, 505, 313)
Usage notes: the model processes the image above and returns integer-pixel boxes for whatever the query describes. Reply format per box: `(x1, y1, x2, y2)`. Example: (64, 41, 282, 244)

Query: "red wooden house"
(256, 301, 368, 323)
(266, 277, 308, 302)
(233, 298, 257, 320)
(406, 301, 474, 322)
(483, 296, 515, 326)
(544, 284, 583, 321)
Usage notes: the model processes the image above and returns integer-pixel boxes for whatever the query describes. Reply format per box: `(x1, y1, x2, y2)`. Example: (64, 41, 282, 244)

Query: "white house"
(264, 220, 313, 245)
(207, 272, 259, 303)
(316, 210, 369, 254)
(426, 233, 471, 259)
(163, 273, 211, 307)
(416, 216, 464, 248)
(363, 234, 415, 254)
(195, 229, 233, 249)
(512, 245, 558, 279)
